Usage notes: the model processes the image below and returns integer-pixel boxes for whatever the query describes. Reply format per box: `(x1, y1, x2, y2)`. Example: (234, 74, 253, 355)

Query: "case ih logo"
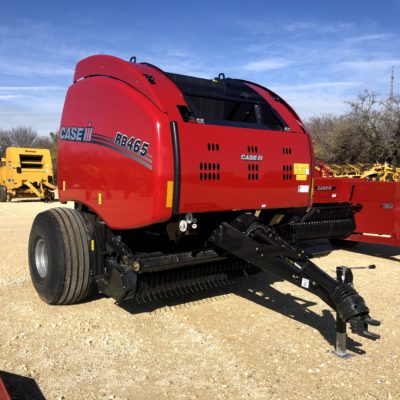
(60, 126, 93, 142)
(241, 154, 263, 161)
(315, 186, 336, 191)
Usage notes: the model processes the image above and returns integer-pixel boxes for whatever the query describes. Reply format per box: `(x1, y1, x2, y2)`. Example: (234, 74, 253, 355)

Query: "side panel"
(115, 62, 313, 213)
(351, 181, 400, 237)
(314, 178, 400, 245)
(178, 122, 312, 212)
(58, 77, 174, 229)
(313, 177, 355, 204)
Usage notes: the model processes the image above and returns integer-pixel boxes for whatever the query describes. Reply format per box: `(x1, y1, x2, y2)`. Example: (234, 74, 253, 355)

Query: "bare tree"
(9, 126, 38, 148)
(306, 90, 400, 165)
(0, 127, 60, 159)
(0, 129, 13, 156)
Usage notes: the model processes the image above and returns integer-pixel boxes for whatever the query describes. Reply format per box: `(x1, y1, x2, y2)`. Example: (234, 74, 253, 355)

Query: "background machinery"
(0, 147, 55, 202)
(28, 55, 380, 354)
(315, 161, 400, 246)
(316, 161, 400, 182)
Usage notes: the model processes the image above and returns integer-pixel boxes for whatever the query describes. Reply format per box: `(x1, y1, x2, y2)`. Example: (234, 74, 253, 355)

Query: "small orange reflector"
(166, 181, 173, 208)
(62, 180, 66, 191)
(98, 192, 102, 205)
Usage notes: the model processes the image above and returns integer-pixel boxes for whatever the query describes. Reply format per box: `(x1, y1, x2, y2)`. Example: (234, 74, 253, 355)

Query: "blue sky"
(1, 0, 399, 135)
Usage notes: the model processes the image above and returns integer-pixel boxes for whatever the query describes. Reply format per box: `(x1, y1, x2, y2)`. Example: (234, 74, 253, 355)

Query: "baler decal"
(84, 127, 93, 142)
(114, 132, 150, 157)
(60, 126, 153, 170)
(61, 134, 152, 171)
(90, 136, 153, 170)
(293, 163, 310, 181)
(60, 126, 92, 142)
(91, 133, 152, 166)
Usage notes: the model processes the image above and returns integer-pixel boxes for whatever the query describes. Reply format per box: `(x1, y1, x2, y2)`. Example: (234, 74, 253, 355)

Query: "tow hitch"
(209, 213, 380, 356)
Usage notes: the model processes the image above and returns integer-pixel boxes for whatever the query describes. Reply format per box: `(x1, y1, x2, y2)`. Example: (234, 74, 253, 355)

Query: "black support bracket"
(208, 213, 381, 356)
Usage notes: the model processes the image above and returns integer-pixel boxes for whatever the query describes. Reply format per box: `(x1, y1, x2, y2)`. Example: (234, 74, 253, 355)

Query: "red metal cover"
(314, 177, 400, 246)
(59, 55, 314, 229)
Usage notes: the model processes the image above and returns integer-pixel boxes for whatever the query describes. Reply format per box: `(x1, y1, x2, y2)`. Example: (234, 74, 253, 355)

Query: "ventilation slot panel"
(19, 154, 44, 169)
(247, 163, 259, 181)
(199, 162, 220, 181)
(282, 164, 293, 180)
(282, 147, 292, 155)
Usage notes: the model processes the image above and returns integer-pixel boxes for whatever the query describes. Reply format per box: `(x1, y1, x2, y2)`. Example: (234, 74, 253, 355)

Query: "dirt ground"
(0, 200, 399, 400)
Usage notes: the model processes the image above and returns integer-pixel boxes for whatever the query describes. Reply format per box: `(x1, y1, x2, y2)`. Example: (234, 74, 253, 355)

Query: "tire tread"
(30, 207, 92, 305)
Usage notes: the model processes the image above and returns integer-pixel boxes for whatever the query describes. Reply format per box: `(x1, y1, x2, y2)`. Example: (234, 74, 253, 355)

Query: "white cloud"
(242, 59, 290, 72)
(273, 81, 359, 91)
(0, 86, 64, 93)
(344, 33, 392, 44)
(281, 93, 349, 119)
(285, 21, 354, 34)
(0, 86, 65, 134)
(0, 110, 61, 135)
(236, 19, 355, 36)
(0, 95, 24, 100)
(268, 82, 358, 119)
(0, 61, 72, 77)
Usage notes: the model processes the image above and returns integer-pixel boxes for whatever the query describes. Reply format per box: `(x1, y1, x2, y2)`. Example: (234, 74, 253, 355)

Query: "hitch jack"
(329, 266, 380, 358)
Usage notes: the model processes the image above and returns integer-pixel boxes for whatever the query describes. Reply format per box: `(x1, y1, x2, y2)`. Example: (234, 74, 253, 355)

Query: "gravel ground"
(0, 200, 399, 400)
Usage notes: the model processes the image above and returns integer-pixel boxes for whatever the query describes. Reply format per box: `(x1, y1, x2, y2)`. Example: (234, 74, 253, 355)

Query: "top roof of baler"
(164, 72, 289, 131)
(73, 55, 306, 135)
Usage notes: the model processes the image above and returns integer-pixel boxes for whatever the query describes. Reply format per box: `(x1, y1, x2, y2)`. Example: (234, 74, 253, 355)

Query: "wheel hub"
(35, 238, 49, 278)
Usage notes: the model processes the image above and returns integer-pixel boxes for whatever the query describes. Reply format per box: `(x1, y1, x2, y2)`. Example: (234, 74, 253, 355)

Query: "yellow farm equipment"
(0, 147, 56, 202)
(316, 162, 400, 182)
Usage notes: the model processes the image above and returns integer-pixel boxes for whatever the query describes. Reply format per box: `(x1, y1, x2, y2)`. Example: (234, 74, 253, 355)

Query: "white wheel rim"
(35, 238, 49, 278)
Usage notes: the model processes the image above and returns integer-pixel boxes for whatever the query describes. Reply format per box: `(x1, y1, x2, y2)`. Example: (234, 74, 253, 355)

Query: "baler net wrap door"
(19, 154, 44, 170)
(166, 73, 288, 131)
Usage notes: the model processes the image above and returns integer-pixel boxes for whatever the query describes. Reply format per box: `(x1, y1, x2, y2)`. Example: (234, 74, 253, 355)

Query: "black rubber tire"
(0, 185, 7, 202)
(28, 207, 93, 305)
